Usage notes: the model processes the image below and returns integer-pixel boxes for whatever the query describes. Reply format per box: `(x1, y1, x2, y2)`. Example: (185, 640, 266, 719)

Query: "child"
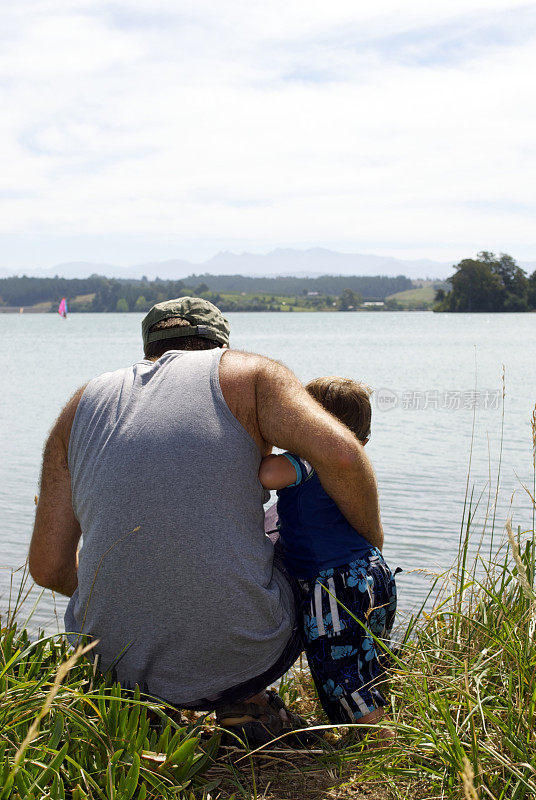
(259, 376, 397, 731)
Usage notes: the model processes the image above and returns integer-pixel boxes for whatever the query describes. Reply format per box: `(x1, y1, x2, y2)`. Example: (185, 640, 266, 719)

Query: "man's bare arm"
(29, 388, 85, 596)
(255, 358, 383, 549)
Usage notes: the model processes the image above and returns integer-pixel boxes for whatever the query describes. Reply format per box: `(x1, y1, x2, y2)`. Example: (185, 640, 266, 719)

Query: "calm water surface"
(1, 311, 535, 632)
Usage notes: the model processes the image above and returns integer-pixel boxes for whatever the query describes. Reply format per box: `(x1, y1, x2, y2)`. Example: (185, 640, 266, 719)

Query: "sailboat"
(58, 297, 67, 318)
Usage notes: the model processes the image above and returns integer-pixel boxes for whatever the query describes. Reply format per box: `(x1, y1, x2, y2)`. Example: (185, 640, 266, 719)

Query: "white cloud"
(1, 0, 535, 265)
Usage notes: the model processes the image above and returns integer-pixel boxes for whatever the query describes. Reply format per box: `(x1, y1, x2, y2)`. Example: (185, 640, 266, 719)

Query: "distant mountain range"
(0, 248, 452, 281)
(2, 248, 534, 281)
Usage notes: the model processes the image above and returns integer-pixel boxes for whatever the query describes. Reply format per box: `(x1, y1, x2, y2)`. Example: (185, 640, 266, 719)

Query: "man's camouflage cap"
(142, 297, 230, 349)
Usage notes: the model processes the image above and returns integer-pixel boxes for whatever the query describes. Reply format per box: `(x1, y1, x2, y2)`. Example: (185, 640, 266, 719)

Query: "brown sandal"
(216, 690, 318, 748)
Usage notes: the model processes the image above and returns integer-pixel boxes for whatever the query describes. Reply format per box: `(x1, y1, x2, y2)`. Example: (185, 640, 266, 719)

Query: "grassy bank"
(2, 519, 535, 799)
(351, 521, 536, 798)
(2, 466, 535, 797)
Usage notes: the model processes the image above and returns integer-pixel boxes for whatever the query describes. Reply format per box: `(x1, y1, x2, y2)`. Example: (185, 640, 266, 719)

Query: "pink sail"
(58, 297, 67, 317)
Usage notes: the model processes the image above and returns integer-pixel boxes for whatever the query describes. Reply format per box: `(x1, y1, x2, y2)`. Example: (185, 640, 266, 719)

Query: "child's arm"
(259, 454, 299, 490)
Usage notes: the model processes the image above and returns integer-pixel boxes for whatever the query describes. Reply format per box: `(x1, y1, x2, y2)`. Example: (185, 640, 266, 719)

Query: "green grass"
(2, 410, 536, 798)
(348, 522, 536, 798)
(386, 286, 437, 308)
(3, 517, 535, 799)
(0, 613, 221, 798)
(212, 291, 335, 312)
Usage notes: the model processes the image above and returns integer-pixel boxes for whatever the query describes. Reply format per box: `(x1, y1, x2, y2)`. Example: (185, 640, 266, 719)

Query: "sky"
(1, 0, 536, 270)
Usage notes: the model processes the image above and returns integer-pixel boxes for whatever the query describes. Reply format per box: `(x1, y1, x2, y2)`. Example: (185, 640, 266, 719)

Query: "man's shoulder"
(221, 348, 271, 370)
(220, 349, 281, 387)
(221, 349, 291, 384)
(218, 349, 265, 396)
(219, 350, 284, 453)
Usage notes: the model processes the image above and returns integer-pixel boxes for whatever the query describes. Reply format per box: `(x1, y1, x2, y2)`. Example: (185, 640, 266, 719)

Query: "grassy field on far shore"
(385, 286, 437, 308)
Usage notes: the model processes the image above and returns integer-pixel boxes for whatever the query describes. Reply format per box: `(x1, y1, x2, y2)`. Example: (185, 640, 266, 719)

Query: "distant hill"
(17, 261, 121, 280)
(0, 248, 452, 281)
(196, 248, 450, 280)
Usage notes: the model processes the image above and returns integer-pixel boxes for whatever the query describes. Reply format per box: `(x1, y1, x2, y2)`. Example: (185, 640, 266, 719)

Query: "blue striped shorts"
(298, 548, 397, 723)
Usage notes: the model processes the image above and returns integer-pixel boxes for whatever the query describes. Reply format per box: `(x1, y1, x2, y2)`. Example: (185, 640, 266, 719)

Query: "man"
(29, 297, 383, 743)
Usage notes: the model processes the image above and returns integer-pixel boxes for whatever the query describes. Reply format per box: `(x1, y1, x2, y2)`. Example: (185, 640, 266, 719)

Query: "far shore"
(0, 305, 52, 313)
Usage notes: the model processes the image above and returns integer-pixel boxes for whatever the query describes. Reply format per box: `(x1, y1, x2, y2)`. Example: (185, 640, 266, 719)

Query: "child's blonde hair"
(305, 376, 372, 442)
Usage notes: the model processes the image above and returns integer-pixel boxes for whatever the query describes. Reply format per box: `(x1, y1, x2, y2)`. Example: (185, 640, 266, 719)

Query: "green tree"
(434, 288, 446, 305)
(116, 297, 129, 312)
(134, 295, 147, 311)
(449, 260, 503, 311)
(338, 288, 362, 311)
(436, 253, 530, 312)
(485, 252, 528, 309)
(528, 271, 536, 309)
(385, 298, 403, 310)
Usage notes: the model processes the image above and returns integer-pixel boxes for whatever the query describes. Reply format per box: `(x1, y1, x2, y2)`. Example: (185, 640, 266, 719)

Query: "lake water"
(1, 311, 535, 633)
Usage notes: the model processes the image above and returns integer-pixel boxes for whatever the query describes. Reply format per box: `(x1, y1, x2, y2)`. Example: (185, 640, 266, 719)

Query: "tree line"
(435, 252, 536, 312)
(0, 273, 412, 311)
(183, 273, 412, 298)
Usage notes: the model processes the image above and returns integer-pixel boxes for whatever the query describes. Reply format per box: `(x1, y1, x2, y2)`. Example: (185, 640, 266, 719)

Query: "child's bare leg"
(358, 707, 394, 746)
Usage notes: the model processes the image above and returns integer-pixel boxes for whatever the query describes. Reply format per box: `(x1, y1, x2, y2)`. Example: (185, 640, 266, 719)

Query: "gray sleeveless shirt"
(65, 349, 295, 704)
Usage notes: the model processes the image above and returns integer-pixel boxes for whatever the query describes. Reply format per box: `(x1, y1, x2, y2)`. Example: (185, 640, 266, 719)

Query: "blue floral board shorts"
(298, 547, 397, 724)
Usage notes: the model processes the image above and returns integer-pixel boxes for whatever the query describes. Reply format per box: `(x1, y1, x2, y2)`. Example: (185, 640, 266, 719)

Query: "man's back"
(65, 348, 295, 704)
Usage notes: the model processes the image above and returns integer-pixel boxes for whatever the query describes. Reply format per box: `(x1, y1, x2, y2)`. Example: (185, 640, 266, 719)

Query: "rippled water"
(1, 311, 535, 632)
